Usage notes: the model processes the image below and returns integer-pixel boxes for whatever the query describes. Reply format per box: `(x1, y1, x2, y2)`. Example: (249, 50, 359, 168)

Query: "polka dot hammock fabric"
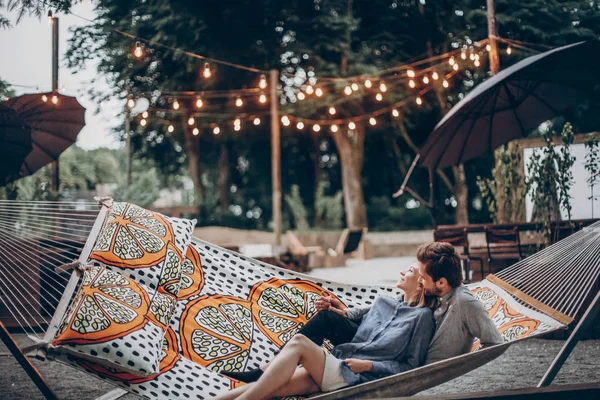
(48, 202, 564, 400)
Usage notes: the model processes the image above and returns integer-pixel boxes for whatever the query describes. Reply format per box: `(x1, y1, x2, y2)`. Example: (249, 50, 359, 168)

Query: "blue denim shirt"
(332, 296, 435, 385)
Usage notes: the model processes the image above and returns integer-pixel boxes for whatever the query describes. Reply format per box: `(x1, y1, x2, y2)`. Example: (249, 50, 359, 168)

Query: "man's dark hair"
(417, 242, 462, 287)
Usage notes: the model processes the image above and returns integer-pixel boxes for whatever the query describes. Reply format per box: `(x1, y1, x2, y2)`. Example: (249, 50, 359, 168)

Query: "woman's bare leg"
(214, 383, 253, 400)
(237, 334, 326, 400)
(267, 367, 320, 397)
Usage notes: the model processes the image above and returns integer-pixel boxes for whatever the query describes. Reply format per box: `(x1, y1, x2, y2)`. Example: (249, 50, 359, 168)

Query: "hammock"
(0, 199, 598, 400)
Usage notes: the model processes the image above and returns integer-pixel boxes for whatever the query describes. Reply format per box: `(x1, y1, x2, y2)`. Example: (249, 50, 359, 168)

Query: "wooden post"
(270, 69, 282, 245)
(125, 106, 132, 186)
(51, 16, 60, 192)
(486, 0, 500, 75)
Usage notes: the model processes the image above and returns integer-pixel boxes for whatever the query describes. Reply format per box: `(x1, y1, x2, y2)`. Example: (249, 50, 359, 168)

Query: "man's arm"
(462, 295, 503, 347)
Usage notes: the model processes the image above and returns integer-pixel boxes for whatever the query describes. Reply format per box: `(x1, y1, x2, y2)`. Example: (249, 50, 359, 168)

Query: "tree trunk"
(310, 132, 322, 227)
(218, 140, 230, 209)
(452, 165, 469, 224)
(331, 125, 367, 229)
(181, 114, 204, 207)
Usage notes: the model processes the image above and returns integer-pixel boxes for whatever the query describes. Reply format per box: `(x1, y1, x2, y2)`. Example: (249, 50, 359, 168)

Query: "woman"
(216, 263, 436, 400)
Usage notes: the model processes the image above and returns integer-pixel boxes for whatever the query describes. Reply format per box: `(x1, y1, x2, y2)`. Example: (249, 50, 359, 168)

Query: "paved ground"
(1, 257, 598, 399)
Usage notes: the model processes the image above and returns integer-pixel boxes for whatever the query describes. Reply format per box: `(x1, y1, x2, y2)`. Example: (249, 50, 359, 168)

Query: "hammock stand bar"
(486, 274, 574, 325)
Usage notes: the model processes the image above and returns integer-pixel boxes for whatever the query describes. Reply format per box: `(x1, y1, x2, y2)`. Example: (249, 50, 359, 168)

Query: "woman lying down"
(215, 264, 436, 400)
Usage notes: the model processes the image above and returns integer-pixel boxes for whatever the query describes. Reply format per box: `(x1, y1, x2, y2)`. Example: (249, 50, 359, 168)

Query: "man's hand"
(315, 295, 348, 318)
(344, 358, 373, 373)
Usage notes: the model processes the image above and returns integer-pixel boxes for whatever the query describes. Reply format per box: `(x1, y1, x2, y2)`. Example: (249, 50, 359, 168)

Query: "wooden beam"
(514, 132, 597, 150)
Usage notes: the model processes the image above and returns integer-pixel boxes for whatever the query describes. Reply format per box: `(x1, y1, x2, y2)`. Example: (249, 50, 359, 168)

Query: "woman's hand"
(315, 295, 348, 318)
(344, 358, 373, 373)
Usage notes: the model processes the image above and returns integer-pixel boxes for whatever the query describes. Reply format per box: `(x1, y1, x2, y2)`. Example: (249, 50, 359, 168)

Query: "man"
(224, 242, 502, 382)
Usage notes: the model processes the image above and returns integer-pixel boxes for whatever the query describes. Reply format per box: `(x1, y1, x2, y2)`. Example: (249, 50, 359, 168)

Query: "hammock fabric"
(1, 200, 598, 400)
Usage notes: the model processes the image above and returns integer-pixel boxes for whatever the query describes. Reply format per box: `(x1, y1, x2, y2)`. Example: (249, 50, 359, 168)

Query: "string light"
(364, 79, 372, 88)
(351, 83, 359, 91)
(315, 87, 324, 97)
(173, 99, 180, 110)
(140, 119, 147, 126)
(449, 57, 456, 66)
(297, 92, 305, 100)
(432, 72, 439, 80)
(202, 62, 211, 78)
(422, 76, 430, 84)
(379, 82, 387, 92)
(259, 74, 267, 89)
(234, 118, 241, 126)
(51, 94, 58, 104)
(507, 46, 512, 55)
(416, 97, 423, 105)
(331, 124, 339, 133)
(461, 52, 467, 60)
(312, 124, 321, 132)
(442, 80, 449, 88)
(253, 117, 261, 125)
(348, 121, 356, 130)
(127, 97, 136, 109)
(259, 93, 267, 103)
(195, 97, 204, 108)
(375, 93, 383, 101)
(168, 124, 174, 133)
(235, 97, 243, 107)
(296, 121, 304, 130)
(369, 117, 376, 126)
(344, 86, 353, 95)
(281, 116, 291, 126)
(453, 63, 459, 71)
(193, 127, 199, 136)
(407, 70, 415, 78)
(142, 111, 149, 118)
(41, 95, 48, 102)
(329, 107, 336, 115)
(188, 117, 195, 125)
(469, 53, 475, 61)
(392, 109, 400, 117)
(486, 44, 492, 52)
(134, 41, 143, 58)
(234, 124, 241, 132)
(213, 126, 220, 135)
(409, 80, 416, 88)
(474, 60, 481, 67)
(305, 85, 314, 95)
(47, 10, 53, 26)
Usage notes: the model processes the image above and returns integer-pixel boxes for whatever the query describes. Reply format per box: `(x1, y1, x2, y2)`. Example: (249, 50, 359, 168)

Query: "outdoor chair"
(484, 225, 523, 275)
(326, 227, 368, 266)
(434, 227, 483, 283)
(286, 231, 325, 268)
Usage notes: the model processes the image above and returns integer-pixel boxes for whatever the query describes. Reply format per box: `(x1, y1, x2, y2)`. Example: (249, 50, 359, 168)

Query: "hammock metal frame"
(0, 199, 599, 400)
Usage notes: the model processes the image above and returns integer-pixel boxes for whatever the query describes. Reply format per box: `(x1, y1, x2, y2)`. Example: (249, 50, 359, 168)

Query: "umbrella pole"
(392, 154, 420, 198)
(428, 167, 438, 228)
(51, 16, 60, 192)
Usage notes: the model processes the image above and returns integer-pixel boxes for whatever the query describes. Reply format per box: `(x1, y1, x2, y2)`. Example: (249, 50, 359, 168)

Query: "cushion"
(88, 202, 196, 297)
(52, 266, 177, 376)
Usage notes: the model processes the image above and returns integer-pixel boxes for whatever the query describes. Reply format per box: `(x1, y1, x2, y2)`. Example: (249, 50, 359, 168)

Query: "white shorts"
(320, 350, 350, 392)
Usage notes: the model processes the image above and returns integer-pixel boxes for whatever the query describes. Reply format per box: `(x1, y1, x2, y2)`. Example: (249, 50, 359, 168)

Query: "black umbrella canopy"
(0, 104, 32, 184)
(2, 92, 86, 179)
(419, 40, 600, 169)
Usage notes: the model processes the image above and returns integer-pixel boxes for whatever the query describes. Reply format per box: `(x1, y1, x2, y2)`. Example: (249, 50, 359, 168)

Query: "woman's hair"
(407, 283, 437, 309)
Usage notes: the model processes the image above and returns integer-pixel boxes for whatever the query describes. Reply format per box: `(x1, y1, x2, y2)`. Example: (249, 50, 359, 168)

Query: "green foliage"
(115, 167, 160, 208)
(314, 181, 343, 230)
(284, 185, 310, 231)
(584, 133, 600, 215)
(476, 175, 497, 222)
(367, 195, 433, 231)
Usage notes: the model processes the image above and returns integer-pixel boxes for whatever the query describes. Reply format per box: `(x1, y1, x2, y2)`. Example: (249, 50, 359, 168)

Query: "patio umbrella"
(0, 104, 32, 184)
(1, 92, 86, 180)
(419, 40, 600, 169)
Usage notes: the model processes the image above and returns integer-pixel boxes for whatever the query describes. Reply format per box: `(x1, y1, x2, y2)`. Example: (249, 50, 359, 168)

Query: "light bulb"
(344, 86, 353, 96)
(253, 117, 261, 125)
(442, 80, 449, 88)
(142, 111, 148, 118)
(235, 97, 243, 107)
(329, 107, 336, 115)
(47, 11, 53, 26)
(296, 122, 304, 129)
(188, 117, 195, 125)
(486, 44, 492, 51)
(315, 87, 323, 97)
(409, 80, 416, 88)
(469, 53, 475, 60)
(234, 118, 241, 126)
(416, 97, 423, 105)
(453, 63, 459, 71)
(305, 85, 314, 95)
(259, 74, 267, 89)
(134, 42, 143, 58)
(51, 95, 58, 104)
(392, 109, 400, 117)
(41, 95, 48, 102)
(259, 94, 267, 104)
(432, 71, 439, 80)
(234, 124, 241, 132)
(379, 82, 387, 92)
(168, 124, 174, 133)
(461, 52, 467, 60)
(202, 62, 211, 78)
(474, 60, 481, 67)
(351, 83, 359, 91)
(507, 46, 512, 55)
(423, 76, 430, 84)
(213, 126, 220, 135)
(195, 98, 203, 108)
(127, 98, 136, 109)
(281, 116, 290, 126)
(376, 93, 383, 101)
(193, 128, 199, 136)
(369, 117, 376, 126)
(173, 99, 180, 110)
(297, 92, 305, 100)
(331, 124, 339, 133)
(364, 79, 372, 88)
(348, 121, 356, 130)
(449, 57, 456, 66)
(407, 70, 416, 78)
(140, 119, 147, 126)
(312, 124, 321, 132)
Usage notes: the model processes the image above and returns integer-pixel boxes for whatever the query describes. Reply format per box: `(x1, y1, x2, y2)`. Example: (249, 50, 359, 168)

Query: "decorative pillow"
(88, 202, 196, 297)
(52, 266, 177, 376)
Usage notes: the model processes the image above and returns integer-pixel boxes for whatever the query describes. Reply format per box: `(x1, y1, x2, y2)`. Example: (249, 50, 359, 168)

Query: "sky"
(0, 3, 122, 150)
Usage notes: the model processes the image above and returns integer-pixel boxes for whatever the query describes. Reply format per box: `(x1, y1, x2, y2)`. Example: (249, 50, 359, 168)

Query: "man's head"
(417, 242, 462, 297)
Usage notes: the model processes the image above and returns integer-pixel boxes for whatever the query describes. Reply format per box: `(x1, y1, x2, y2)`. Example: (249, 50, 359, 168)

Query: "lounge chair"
(326, 227, 368, 267)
